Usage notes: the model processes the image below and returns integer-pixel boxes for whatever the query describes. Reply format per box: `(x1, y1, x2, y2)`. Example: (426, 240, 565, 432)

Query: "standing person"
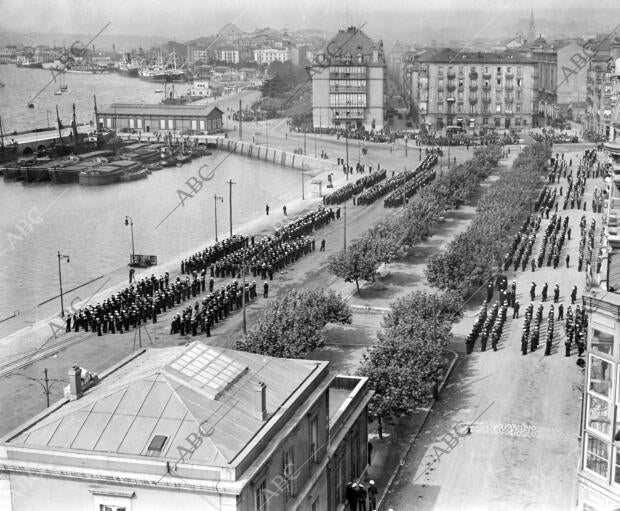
(368, 441, 373, 465)
(566, 254, 570, 268)
(530, 282, 536, 301)
(558, 303, 564, 321)
(129, 268, 135, 284)
(553, 283, 560, 303)
(265, 204, 270, 215)
(263, 281, 269, 298)
(513, 300, 520, 319)
(368, 480, 378, 510)
(283, 205, 287, 216)
(320, 239, 326, 252)
(357, 483, 368, 511)
(542, 282, 548, 302)
(571, 285, 577, 305)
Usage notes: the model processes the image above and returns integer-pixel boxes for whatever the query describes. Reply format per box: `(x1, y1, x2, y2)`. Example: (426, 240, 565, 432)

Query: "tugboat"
(16, 56, 43, 69)
(118, 53, 140, 77)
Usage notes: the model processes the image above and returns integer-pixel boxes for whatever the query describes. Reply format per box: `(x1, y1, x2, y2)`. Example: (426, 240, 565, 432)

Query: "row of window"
(433, 65, 523, 76)
(434, 117, 529, 129)
(329, 94, 367, 107)
(434, 103, 524, 114)
(437, 91, 523, 101)
(103, 117, 211, 131)
(436, 78, 524, 88)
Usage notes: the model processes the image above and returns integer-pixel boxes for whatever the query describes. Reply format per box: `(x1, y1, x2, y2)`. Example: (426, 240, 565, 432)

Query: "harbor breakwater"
(214, 138, 335, 173)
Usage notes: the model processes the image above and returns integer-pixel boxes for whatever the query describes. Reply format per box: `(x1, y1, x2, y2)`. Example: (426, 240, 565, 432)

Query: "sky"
(1, 0, 620, 41)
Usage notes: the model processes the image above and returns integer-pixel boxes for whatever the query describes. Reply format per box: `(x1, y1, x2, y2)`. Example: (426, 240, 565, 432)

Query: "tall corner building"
(402, 41, 557, 133)
(310, 26, 386, 132)
(577, 61, 620, 511)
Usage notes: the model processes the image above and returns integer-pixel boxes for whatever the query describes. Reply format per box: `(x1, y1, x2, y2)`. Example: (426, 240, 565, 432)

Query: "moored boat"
(79, 165, 125, 186)
(120, 167, 148, 182)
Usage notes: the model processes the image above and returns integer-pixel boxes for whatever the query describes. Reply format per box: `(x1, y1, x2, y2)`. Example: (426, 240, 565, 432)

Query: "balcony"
(482, 71, 491, 79)
(482, 96, 492, 103)
(505, 72, 514, 79)
(505, 96, 514, 103)
(447, 96, 456, 102)
(329, 72, 366, 80)
(329, 85, 366, 93)
(470, 83, 478, 91)
(469, 97, 478, 104)
(447, 83, 456, 91)
(505, 84, 514, 91)
(447, 70, 456, 79)
(469, 71, 478, 80)
(482, 83, 491, 91)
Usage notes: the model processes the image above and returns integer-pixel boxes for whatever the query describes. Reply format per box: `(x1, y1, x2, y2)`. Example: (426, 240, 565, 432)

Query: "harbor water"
(0, 67, 306, 338)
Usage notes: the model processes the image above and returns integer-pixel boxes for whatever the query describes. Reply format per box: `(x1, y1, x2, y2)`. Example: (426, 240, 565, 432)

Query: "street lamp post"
(345, 131, 349, 181)
(227, 179, 236, 238)
(214, 195, 224, 242)
(124, 216, 135, 266)
(301, 170, 305, 200)
(57, 250, 70, 317)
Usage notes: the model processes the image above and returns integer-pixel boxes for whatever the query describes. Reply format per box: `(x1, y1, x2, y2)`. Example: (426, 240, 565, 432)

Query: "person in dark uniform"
(566, 254, 570, 267)
(263, 281, 269, 298)
(571, 285, 577, 304)
(265, 204, 270, 215)
(513, 300, 520, 319)
(558, 303, 564, 321)
(542, 283, 548, 302)
(530, 282, 536, 301)
(553, 284, 560, 303)
(283, 205, 287, 216)
(320, 239, 326, 252)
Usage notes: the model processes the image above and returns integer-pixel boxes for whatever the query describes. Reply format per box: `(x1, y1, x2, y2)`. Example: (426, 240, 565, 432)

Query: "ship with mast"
(139, 50, 186, 82)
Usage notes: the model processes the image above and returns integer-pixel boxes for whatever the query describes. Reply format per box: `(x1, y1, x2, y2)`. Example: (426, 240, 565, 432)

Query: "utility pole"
(57, 250, 70, 317)
(264, 112, 268, 149)
(345, 131, 349, 181)
(227, 179, 235, 237)
(304, 129, 307, 154)
(344, 202, 347, 253)
(214, 195, 223, 242)
(241, 252, 247, 335)
(405, 135, 408, 157)
(238, 99, 242, 140)
(301, 170, 305, 200)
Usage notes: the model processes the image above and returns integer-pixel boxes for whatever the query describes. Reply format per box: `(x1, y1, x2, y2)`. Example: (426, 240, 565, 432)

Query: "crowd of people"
(63, 205, 341, 340)
(465, 300, 508, 353)
(503, 214, 541, 272)
(536, 214, 569, 269)
(578, 216, 596, 274)
(383, 154, 439, 208)
(323, 170, 386, 206)
(356, 153, 438, 206)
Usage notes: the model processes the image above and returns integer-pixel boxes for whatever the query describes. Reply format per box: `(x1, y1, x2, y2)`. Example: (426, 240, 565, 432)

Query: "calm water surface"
(0, 66, 302, 337)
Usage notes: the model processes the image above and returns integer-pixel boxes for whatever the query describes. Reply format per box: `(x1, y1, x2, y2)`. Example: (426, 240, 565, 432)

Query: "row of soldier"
(578, 216, 596, 273)
(383, 162, 437, 208)
(504, 214, 541, 272)
(537, 215, 569, 269)
(323, 170, 386, 205)
(170, 280, 261, 337)
(356, 153, 438, 206)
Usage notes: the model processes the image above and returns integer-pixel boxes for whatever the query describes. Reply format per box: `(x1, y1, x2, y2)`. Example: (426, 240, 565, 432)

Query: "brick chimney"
(68, 365, 82, 401)
(254, 382, 267, 421)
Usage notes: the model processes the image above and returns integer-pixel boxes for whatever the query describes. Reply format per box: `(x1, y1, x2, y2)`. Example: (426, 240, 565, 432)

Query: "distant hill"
(0, 28, 167, 51)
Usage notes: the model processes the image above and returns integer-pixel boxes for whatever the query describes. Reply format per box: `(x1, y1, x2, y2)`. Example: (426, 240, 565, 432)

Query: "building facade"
(96, 103, 223, 134)
(310, 26, 386, 132)
(217, 47, 241, 64)
(0, 342, 372, 511)
(253, 47, 298, 65)
(584, 39, 620, 137)
(556, 41, 589, 107)
(577, 73, 620, 510)
(402, 44, 557, 133)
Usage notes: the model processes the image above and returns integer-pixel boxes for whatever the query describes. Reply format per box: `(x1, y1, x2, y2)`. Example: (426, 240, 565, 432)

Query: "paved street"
(382, 144, 599, 510)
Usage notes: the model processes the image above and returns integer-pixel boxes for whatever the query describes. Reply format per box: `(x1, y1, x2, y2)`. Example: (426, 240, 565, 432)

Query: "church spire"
(527, 8, 536, 41)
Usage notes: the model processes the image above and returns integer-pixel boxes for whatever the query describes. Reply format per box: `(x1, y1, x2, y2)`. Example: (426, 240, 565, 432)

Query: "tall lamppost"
(124, 216, 135, 266)
(214, 194, 223, 241)
(227, 179, 236, 237)
(57, 250, 70, 317)
(6, 368, 64, 408)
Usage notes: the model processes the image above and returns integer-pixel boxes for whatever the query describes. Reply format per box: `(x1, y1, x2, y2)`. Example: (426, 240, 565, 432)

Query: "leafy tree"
(327, 237, 381, 295)
(358, 290, 462, 421)
(235, 289, 351, 358)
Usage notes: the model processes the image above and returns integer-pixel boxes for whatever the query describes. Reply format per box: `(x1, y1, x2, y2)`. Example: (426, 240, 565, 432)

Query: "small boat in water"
(147, 162, 162, 171)
(120, 167, 148, 182)
(175, 153, 192, 165)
